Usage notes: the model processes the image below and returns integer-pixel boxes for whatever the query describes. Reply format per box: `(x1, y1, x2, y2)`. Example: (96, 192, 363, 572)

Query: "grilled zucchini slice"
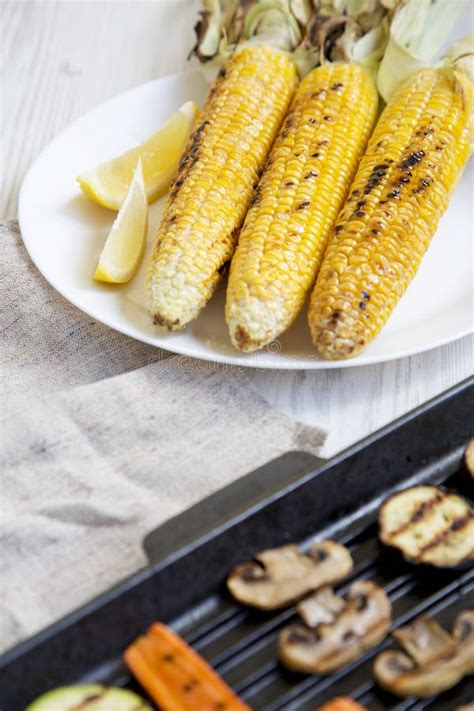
(26, 685, 151, 711)
(379, 485, 474, 568)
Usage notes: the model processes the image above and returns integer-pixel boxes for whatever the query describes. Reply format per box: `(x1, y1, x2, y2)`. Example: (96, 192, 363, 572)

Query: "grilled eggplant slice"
(454, 439, 474, 498)
(278, 581, 392, 674)
(379, 485, 474, 568)
(227, 541, 353, 610)
(374, 610, 474, 698)
(465, 439, 474, 478)
(26, 686, 151, 710)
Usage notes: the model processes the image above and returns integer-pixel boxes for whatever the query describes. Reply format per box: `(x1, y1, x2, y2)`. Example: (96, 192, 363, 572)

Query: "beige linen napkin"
(1, 220, 168, 409)
(0, 220, 325, 653)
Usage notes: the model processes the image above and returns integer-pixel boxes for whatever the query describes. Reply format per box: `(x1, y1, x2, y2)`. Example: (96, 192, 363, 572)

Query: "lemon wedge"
(94, 160, 148, 284)
(78, 100, 199, 210)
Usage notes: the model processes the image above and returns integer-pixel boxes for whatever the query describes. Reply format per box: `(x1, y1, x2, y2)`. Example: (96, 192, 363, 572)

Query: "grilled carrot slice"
(316, 698, 367, 711)
(124, 622, 252, 711)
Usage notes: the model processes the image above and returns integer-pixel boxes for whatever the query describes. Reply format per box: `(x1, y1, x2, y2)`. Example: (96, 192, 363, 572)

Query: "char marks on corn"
(308, 67, 472, 359)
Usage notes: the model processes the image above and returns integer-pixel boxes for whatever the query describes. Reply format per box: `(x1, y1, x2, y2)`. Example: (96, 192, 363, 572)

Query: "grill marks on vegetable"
(226, 63, 378, 353)
(307, 66, 473, 362)
(253, 76, 345, 222)
(351, 120, 439, 219)
(124, 622, 251, 710)
(398, 149, 425, 171)
(413, 176, 431, 195)
(296, 200, 311, 211)
(379, 486, 474, 567)
(335, 130, 438, 244)
(396, 148, 433, 198)
(417, 511, 473, 558)
(362, 163, 390, 196)
(63, 690, 150, 710)
(389, 491, 445, 536)
(279, 78, 346, 218)
(171, 119, 211, 199)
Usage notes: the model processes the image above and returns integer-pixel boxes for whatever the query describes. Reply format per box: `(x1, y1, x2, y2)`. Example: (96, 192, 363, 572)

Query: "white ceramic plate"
(19, 70, 473, 370)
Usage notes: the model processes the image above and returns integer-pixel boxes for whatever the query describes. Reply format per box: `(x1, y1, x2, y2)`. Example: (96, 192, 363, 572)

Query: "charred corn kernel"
(225, 63, 378, 352)
(308, 68, 472, 360)
(146, 46, 297, 330)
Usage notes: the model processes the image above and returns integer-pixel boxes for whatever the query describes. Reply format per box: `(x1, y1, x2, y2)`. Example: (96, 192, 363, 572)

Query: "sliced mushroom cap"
(373, 610, 474, 698)
(379, 485, 474, 568)
(227, 541, 353, 610)
(392, 615, 457, 666)
(453, 609, 474, 641)
(278, 580, 391, 674)
(298, 586, 345, 627)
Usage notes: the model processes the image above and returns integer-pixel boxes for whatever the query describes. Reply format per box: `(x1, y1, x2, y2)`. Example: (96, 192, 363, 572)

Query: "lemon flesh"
(78, 100, 198, 210)
(94, 160, 148, 284)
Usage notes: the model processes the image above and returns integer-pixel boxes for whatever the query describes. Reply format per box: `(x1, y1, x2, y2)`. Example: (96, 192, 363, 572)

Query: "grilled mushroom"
(227, 541, 353, 610)
(278, 580, 392, 674)
(373, 610, 474, 698)
(379, 485, 474, 568)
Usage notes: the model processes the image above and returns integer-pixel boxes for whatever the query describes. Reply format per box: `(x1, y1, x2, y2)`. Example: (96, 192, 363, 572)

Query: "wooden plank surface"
(3, 0, 472, 457)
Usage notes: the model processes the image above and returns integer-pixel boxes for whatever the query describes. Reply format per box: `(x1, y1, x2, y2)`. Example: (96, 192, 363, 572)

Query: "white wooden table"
(3, 0, 472, 457)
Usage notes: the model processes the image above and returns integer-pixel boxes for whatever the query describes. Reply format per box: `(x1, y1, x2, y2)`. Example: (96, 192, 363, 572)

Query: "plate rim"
(18, 71, 474, 371)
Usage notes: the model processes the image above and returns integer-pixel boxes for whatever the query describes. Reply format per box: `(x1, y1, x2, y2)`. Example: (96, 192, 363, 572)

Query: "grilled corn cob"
(308, 66, 473, 359)
(226, 63, 378, 352)
(146, 46, 297, 329)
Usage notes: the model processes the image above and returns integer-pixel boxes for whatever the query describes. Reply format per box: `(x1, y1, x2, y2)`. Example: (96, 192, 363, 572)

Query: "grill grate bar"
(184, 603, 246, 646)
(391, 700, 421, 711)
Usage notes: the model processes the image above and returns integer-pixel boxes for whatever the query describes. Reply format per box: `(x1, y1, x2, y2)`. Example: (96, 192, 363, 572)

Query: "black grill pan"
(1, 378, 473, 711)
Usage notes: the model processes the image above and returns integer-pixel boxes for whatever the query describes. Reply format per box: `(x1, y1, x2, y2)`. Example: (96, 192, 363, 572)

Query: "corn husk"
(192, 0, 400, 79)
(443, 34, 474, 149)
(377, 0, 468, 102)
